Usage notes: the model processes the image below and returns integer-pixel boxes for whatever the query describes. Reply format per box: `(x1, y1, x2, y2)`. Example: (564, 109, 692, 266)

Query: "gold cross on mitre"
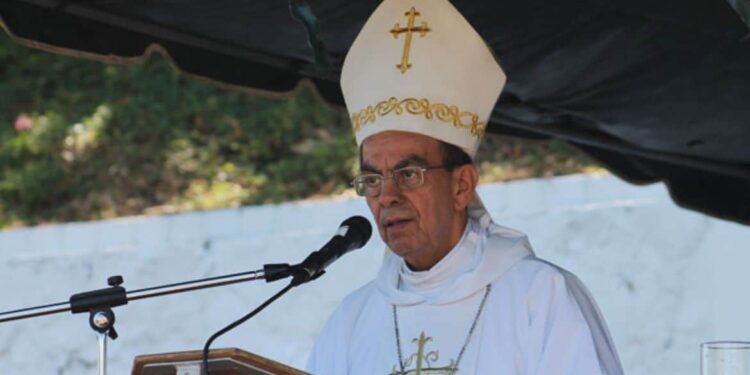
(390, 7, 431, 74)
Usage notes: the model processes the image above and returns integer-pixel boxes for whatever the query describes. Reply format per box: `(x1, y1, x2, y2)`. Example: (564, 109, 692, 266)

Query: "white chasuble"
(307, 202, 624, 375)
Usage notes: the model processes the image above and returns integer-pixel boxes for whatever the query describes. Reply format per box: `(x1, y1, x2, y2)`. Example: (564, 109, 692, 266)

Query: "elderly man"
(307, 0, 623, 374)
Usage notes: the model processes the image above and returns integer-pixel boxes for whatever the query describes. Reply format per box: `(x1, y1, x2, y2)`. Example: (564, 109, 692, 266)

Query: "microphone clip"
(262, 263, 295, 282)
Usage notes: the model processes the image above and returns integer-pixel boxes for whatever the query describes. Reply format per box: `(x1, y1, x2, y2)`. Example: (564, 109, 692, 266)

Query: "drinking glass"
(702, 341, 750, 375)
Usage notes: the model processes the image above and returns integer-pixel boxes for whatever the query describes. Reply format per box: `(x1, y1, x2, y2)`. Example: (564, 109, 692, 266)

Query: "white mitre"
(341, 0, 506, 158)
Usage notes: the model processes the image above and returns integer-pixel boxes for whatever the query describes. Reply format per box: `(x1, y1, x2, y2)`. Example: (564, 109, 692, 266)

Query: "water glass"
(702, 341, 750, 375)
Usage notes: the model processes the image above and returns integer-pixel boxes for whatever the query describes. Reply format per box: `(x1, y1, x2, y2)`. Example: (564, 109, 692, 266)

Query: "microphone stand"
(0, 263, 294, 375)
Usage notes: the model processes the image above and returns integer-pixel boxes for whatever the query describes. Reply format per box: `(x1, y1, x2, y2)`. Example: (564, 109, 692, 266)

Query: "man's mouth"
(384, 217, 412, 230)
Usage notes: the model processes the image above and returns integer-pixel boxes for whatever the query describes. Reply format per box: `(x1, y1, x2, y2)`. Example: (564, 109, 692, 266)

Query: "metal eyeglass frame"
(351, 165, 447, 197)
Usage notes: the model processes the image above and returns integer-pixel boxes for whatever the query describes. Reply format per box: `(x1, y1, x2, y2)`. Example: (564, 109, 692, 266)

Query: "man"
(307, 0, 623, 374)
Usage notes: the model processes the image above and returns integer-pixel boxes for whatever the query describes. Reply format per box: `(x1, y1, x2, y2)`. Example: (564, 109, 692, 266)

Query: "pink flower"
(14, 114, 33, 132)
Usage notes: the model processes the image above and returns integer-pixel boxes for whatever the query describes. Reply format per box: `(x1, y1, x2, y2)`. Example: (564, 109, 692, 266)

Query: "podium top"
(132, 347, 309, 375)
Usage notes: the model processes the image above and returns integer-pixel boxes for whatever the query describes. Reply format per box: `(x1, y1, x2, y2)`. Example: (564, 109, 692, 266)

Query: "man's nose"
(378, 176, 402, 207)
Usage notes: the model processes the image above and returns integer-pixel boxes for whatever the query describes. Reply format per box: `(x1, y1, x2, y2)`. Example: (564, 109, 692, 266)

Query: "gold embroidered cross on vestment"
(391, 285, 493, 375)
(389, 331, 456, 375)
(390, 7, 431, 74)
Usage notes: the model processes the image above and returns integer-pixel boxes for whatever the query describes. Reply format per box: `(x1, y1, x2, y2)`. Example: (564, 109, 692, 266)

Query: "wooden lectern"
(132, 348, 309, 375)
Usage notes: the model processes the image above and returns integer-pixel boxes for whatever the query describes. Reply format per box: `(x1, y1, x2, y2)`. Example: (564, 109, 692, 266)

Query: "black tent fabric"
(1, 0, 749, 223)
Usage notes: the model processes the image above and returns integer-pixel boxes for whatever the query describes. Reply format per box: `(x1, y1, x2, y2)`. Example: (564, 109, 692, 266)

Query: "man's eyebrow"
(360, 154, 430, 173)
(360, 162, 379, 173)
(394, 155, 430, 169)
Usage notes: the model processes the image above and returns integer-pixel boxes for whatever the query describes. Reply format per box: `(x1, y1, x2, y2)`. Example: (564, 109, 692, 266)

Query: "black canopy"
(1, 0, 749, 223)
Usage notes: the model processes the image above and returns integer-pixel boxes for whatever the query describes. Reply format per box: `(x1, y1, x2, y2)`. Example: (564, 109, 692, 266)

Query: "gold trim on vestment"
(350, 97, 486, 138)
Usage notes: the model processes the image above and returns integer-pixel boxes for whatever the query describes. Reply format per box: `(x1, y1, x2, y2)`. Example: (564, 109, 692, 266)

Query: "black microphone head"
(341, 215, 372, 248)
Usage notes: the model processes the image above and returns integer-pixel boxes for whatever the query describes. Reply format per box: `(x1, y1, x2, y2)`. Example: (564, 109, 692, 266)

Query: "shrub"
(0, 32, 356, 227)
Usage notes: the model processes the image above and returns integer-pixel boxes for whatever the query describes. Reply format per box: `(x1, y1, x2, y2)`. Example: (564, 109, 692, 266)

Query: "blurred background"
(0, 30, 602, 229)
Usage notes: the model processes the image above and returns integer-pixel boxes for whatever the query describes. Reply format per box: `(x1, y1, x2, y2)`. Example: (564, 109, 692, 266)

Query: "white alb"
(307, 201, 624, 375)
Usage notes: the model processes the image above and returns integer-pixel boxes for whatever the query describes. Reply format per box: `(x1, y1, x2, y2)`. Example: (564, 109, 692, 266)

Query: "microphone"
(290, 216, 372, 286)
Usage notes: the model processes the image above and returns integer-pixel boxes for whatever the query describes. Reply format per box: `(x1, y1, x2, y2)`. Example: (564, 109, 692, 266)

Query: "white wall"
(0, 174, 748, 375)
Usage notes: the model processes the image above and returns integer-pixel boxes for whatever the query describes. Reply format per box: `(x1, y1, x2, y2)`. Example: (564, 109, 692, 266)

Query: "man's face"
(360, 131, 466, 270)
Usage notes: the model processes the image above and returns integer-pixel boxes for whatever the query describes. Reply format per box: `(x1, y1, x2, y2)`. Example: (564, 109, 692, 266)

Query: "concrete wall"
(1, 174, 748, 374)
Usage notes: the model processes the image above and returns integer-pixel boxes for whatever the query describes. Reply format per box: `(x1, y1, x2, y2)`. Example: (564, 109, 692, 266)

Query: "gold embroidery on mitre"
(390, 331, 458, 375)
(351, 97, 486, 138)
(390, 7, 431, 74)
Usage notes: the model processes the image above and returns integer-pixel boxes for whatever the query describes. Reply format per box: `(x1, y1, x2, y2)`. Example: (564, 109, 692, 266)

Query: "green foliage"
(0, 32, 356, 227)
(475, 135, 606, 182)
(0, 32, 602, 229)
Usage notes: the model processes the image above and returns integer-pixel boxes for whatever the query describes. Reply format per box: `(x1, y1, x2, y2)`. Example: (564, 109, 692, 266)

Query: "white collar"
(397, 218, 482, 300)
(376, 195, 534, 305)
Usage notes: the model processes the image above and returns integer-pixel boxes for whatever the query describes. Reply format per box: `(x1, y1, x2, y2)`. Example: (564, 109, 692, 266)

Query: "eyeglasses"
(351, 165, 447, 197)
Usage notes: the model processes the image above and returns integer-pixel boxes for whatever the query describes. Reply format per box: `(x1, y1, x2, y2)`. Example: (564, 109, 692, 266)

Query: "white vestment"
(307, 202, 624, 375)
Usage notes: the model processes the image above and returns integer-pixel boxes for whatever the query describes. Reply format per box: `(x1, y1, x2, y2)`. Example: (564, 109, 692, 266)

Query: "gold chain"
(392, 284, 492, 374)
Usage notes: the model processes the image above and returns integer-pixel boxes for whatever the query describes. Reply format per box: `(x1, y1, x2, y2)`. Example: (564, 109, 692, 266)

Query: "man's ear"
(452, 164, 479, 211)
